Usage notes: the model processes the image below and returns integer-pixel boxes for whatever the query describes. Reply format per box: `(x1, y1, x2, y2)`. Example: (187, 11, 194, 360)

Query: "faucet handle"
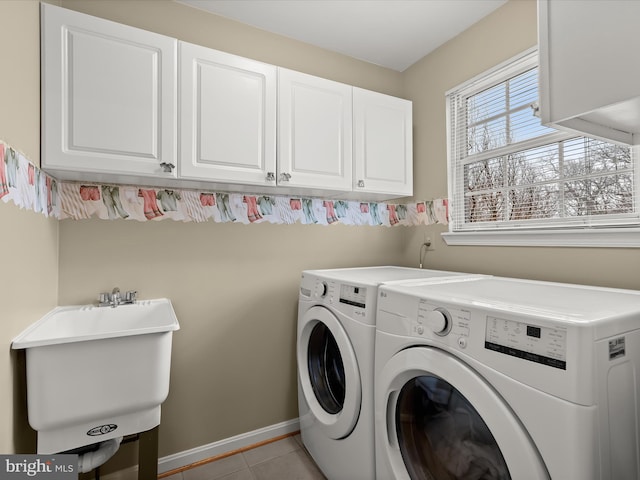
(125, 290, 137, 303)
(99, 292, 110, 304)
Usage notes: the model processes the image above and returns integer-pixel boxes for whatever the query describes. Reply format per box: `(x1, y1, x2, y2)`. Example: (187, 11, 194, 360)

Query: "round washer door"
(298, 305, 361, 440)
(377, 347, 549, 480)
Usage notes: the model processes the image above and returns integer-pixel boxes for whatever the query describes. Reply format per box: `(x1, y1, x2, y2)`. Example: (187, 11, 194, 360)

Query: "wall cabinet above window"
(538, 0, 640, 145)
(41, 4, 412, 200)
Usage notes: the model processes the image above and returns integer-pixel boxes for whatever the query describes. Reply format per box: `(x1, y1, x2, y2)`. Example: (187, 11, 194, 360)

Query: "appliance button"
(458, 336, 468, 349)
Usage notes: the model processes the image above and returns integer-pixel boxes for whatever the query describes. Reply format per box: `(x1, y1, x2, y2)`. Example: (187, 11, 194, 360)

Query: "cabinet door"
(539, 0, 640, 145)
(41, 4, 177, 179)
(278, 68, 352, 191)
(353, 88, 412, 197)
(179, 43, 277, 185)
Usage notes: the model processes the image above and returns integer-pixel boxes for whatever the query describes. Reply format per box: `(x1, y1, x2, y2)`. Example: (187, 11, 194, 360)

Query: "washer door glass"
(396, 375, 510, 480)
(298, 305, 361, 440)
(376, 347, 549, 479)
(308, 322, 345, 414)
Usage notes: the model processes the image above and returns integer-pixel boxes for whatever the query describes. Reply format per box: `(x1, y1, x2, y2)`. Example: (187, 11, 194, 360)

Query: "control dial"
(424, 308, 452, 336)
(316, 281, 328, 298)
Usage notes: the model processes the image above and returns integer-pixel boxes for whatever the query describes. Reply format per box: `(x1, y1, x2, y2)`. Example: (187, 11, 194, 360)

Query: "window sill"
(441, 228, 640, 248)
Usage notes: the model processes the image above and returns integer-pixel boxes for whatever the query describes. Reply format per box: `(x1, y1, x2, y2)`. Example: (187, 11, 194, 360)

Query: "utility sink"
(12, 299, 180, 454)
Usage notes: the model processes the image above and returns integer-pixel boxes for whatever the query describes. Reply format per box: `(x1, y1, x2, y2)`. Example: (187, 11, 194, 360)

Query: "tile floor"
(162, 435, 327, 480)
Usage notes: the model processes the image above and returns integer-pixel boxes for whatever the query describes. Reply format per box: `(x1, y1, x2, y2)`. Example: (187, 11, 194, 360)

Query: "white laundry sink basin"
(12, 299, 180, 454)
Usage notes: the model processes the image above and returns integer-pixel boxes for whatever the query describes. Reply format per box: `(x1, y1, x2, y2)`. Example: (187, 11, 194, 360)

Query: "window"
(445, 49, 640, 247)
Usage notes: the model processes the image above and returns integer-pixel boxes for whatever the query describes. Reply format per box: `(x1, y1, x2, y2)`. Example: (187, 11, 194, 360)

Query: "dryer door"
(377, 347, 549, 480)
(298, 305, 361, 439)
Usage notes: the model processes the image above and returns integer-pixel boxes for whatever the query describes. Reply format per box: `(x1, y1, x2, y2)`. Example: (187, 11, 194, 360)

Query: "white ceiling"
(176, 0, 507, 72)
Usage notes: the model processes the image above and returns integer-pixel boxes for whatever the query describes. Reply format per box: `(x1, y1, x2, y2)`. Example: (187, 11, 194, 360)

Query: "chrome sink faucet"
(98, 287, 137, 307)
(112, 287, 121, 306)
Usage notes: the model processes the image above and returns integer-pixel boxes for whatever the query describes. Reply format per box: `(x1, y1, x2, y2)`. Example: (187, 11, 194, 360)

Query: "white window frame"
(443, 48, 640, 248)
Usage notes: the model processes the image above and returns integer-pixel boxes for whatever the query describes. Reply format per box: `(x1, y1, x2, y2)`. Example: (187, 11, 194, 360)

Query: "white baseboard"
(99, 418, 301, 479)
(159, 418, 300, 474)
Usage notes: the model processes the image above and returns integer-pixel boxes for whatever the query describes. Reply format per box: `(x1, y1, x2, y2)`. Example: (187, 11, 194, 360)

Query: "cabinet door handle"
(266, 172, 276, 182)
(160, 162, 175, 173)
(357, 180, 365, 188)
(280, 172, 291, 182)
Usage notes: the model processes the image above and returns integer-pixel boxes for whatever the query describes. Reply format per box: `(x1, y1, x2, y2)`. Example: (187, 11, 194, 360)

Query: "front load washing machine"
(375, 277, 640, 480)
(297, 267, 481, 480)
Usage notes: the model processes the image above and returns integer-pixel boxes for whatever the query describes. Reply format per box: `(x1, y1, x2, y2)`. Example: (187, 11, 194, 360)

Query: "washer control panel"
(485, 317, 567, 370)
(303, 275, 376, 323)
(339, 284, 367, 308)
(413, 300, 470, 347)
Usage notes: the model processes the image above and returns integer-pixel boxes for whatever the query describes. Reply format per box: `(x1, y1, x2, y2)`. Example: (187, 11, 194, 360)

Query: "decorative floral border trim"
(0, 143, 59, 218)
(1, 141, 449, 226)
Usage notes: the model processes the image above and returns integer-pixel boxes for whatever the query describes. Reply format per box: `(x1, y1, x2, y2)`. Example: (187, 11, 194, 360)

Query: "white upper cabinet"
(39, 5, 413, 200)
(278, 68, 353, 192)
(353, 87, 412, 197)
(539, 0, 640, 145)
(41, 3, 177, 180)
(179, 43, 277, 186)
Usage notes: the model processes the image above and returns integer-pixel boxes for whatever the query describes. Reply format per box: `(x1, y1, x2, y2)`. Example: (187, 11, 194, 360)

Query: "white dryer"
(297, 267, 479, 480)
(375, 277, 640, 480)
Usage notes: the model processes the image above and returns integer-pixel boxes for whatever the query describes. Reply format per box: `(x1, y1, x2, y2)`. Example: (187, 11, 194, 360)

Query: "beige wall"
(58, 221, 408, 461)
(0, 1, 59, 454)
(401, 0, 640, 290)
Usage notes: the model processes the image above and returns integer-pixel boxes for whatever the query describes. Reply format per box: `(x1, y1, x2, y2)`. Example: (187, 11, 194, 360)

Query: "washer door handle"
(386, 390, 399, 449)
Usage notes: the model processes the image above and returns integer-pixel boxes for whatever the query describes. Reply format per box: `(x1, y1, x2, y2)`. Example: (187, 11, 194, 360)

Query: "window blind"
(447, 50, 638, 232)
